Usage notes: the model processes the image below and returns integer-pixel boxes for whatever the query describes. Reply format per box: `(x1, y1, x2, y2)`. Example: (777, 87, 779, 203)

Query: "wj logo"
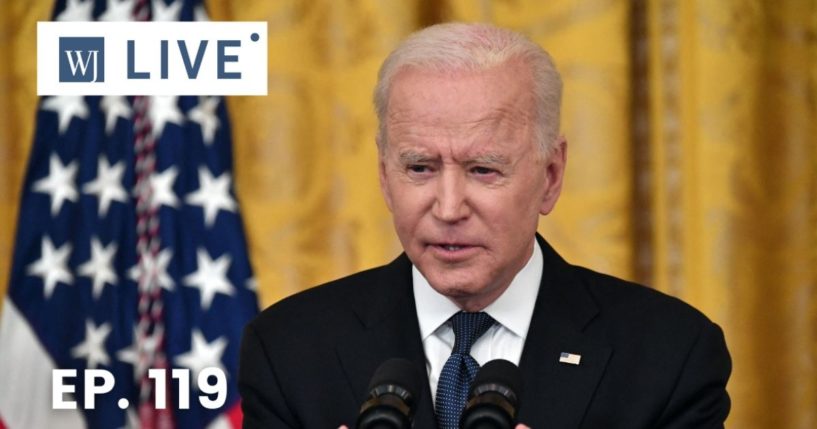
(59, 37, 105, 83)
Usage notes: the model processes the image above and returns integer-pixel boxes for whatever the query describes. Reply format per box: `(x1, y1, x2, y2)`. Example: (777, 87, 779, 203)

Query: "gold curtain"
(1, 0, 815, 427)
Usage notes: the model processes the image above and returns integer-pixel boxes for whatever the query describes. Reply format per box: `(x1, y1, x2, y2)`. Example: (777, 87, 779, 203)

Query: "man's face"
(379, 60, 566, 311)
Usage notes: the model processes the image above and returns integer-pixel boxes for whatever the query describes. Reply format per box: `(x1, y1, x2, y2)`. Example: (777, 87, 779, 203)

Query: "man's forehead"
(385, 110, 532, 152)
(386, 77, 533, 140)
(387, 64, 531, 110)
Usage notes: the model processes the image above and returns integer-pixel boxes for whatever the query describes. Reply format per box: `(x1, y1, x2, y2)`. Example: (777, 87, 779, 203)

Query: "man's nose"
(432, 169, 470, 223)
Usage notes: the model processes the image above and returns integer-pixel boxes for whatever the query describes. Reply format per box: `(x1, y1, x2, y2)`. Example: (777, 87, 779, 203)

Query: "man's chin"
(426, 278, 498, 311)
(426, 277, 476, 297)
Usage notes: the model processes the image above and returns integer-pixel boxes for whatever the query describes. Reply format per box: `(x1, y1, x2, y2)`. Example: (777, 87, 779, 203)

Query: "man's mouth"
(427, 243, 480, 260)
(430, 242, 473, 249)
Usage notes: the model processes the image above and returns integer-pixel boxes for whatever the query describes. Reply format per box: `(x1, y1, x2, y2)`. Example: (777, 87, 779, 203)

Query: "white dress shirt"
(412, 240, 543, 402)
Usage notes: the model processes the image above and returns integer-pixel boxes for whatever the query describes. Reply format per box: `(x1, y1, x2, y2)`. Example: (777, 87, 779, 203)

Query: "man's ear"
(378, 146, 394, 213)
(539, 136, 567, 215)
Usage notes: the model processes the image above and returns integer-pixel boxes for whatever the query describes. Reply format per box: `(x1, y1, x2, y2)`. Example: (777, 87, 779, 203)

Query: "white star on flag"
(98, 0, 136, 21)
(189, 97, 221, 145)
(148, 96, 185, 139)
(42, 96, 89, 135)
(117, 328, 161, 381)
(57, 0, 93, 21)
(194, 3, 209, 22)
(185, 167, 236, 227)
(78, 237, 118, 300)
(128, 247, 176, 291)
(26, 236, 73, 299)
(100, 96, 133, 135)
(175, 329, 227, 388)
(152, 0, 183, 22)
(32, 154, 79, 216)
(183, 248, 234, 310)
(71, 319, 112, 369)
(149, 166, 179, 209)
(82, 156, 127, 217)
(115, 333, 138, 367)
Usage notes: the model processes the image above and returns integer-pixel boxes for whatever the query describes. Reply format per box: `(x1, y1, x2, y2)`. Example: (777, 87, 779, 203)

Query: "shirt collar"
(413, 239, 543, 340)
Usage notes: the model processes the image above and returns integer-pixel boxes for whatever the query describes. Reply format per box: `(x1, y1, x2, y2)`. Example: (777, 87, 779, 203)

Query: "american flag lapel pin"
(559, 352, 582, 365)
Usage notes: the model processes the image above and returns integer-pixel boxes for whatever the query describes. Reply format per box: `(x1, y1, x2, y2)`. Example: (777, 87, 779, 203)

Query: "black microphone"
(357, 358, 423, 429)
(460, 359, 523, 429)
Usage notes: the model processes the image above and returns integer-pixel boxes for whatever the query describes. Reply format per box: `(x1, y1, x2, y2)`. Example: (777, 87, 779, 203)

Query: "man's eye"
(408, 165, 430, 173)
(472, 166, 497, 175)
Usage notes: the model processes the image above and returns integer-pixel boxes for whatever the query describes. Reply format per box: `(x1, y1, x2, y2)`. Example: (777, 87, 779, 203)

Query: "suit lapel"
(334, 254, 438, 428)
(517, 236, 612, 428)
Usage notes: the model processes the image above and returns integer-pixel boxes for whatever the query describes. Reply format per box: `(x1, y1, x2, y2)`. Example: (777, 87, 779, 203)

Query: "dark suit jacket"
(239, 236, 731, 428)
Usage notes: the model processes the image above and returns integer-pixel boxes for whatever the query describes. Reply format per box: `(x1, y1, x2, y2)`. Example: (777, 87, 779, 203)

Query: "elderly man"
(239, 23, 731, 429)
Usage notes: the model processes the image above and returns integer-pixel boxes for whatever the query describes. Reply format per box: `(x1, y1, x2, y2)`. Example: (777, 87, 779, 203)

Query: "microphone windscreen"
(367, 358, 423, 401)
(358, 359, 423, 429)
(462, 359, 523, 429)
(469, 359, 522, 404)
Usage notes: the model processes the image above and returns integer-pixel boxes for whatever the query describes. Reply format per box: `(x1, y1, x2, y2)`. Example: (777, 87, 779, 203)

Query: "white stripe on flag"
(0, 300, 85, 428)
(207, 413, 232, 429)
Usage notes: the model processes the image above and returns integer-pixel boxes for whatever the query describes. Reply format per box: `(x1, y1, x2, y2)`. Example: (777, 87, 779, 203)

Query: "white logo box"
(38, 21, 268, 96)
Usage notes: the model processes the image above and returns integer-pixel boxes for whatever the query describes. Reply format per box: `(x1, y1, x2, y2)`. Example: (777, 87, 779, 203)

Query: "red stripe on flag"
(0, 413, 7, 429)
(226, 401, 244, 428)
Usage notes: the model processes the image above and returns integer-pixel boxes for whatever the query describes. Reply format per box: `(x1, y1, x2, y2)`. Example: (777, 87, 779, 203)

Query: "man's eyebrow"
(468, 153, 511, 165)
(397, 151, 512, 165)
(398, 151, 436, 164)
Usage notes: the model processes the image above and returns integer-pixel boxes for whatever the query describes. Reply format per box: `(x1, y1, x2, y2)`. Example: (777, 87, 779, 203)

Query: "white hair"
(373, 22, 562, 156)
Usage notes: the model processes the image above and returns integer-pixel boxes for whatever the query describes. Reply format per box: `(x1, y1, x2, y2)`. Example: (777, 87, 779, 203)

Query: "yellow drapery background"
(1, 1, 815, 427)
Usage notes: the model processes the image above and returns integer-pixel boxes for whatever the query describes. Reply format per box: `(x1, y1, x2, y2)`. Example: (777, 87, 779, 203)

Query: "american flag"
(0, 1, 259, 428)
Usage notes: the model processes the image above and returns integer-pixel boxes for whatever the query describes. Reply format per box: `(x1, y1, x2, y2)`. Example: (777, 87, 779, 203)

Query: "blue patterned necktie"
(435, 311, 495, 429)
